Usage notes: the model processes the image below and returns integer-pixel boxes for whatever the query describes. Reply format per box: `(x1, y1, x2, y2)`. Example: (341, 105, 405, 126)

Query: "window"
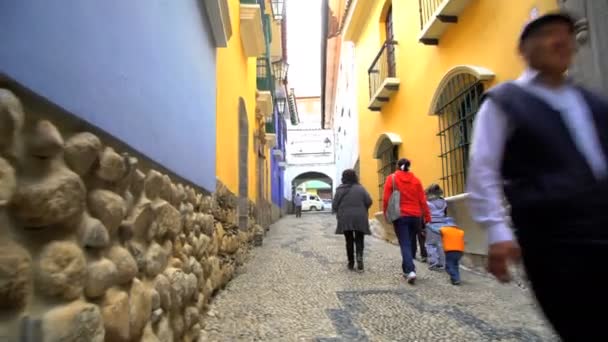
(385, 5, 396, 77)
(436, 73, 484, 196)
(377, 138, 398, 210)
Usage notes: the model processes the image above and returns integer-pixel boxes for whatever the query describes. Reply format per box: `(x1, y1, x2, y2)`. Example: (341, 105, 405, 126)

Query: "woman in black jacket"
(333, 169, 373, 272)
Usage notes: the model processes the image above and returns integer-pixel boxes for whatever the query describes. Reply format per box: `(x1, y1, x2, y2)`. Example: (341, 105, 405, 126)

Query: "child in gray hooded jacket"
(425, 184, 448, 270)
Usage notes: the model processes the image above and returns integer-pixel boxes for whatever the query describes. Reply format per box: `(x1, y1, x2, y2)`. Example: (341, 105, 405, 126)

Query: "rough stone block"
(64, 132, 102, 176)
(108, 245, 138, 285)
(76, 211, 110, 249)
(101, 287, 130, 342)
(84, 258, 117, 299)
(96, 146, 126, 182)
(0, 157, 16, 206)
(144, 170, 163, 199)
(37, 241, 86, 301)
(27, 120, 64, 159)
(145, 242, 169, 278)
(129, 278, 152, 340)
(154, 274, 172, 312)
(42, 300, 105, 342)
(11, 168, 86, 228)
(0, 242, 31, 310)
(88, 189, 126, 235)
(0, 89, 25, 156)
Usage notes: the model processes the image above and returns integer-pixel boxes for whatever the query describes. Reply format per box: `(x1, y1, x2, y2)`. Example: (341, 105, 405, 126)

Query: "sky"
(286, 0, 322, 97)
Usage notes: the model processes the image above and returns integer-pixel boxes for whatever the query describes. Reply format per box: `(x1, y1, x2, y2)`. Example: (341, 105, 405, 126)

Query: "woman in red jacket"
(383, 158, 431, 284)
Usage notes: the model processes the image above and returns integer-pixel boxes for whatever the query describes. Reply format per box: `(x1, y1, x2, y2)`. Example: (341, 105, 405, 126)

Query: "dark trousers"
(519, 233, 608, 342)
(412, 224, 427, 260)
(344, 231, 365, 264)
(393, 216, 421, 274)
(295, 205, 302, 217)
(445, 251, 462, 282)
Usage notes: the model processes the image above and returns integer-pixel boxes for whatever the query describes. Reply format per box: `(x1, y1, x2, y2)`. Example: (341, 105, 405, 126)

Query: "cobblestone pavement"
(204, 213, 558, 342)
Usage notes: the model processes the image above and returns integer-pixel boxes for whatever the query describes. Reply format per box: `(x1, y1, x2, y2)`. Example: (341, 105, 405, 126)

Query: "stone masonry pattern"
(0, 88, 265, 341)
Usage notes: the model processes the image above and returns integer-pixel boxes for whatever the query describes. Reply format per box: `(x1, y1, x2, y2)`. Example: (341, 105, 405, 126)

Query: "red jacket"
(383, 171, 431, 223)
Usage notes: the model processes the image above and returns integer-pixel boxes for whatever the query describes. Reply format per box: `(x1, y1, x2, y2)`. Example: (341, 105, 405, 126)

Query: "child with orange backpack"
(440, 218, 465, 285)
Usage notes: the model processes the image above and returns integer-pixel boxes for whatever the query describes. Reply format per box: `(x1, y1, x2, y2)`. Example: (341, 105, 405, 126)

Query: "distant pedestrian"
(383, 158, 431, 284)
(425, 184, 448, 270)
(467, 11, 608, 340)
(333, 169, 373, 272)
(294, 193, 302, 218)
(439, 219, 464, 285)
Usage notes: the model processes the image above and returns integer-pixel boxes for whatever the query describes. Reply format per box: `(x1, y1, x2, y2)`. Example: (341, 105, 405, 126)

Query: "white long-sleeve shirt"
(467, 68, 608, 245)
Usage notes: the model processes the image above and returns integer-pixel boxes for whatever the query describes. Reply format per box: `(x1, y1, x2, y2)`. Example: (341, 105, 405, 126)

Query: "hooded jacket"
(427, 197, 447, 222)
(383, 170, 431, 223)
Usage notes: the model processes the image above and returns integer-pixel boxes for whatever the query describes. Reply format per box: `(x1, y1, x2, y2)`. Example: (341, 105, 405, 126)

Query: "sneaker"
(347, 262, 354, 271)
(451, 279, 461, 286)
(406, 272, 417, 284)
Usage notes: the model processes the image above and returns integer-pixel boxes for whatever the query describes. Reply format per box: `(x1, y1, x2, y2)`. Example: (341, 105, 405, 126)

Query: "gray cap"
(519, 11, 576, 44)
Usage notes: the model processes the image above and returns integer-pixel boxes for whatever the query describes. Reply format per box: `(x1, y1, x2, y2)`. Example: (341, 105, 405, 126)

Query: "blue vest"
(484, 82, 608, 239)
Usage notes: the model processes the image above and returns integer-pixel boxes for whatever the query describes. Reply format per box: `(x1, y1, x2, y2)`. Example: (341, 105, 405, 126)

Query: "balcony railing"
(256, 57, 274, 91)
(287, 89, 300, 125)
(418, 0, 471, 45)
(367, 41, 400, 111)
(265, 117, 276, 134)
(419, 0, 444, 30)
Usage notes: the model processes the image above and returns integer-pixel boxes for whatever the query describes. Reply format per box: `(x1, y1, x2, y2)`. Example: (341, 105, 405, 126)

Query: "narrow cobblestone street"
(204, 213, 557, 341)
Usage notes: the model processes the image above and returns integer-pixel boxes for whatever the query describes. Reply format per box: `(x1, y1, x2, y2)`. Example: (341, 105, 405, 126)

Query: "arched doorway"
(373, 132, 401, 211)
(428, 65, 494, 196)
(238, 98, 249, 230)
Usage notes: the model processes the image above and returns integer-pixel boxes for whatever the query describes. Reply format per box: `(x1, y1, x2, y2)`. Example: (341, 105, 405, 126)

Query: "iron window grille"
(377, 139, 398, 211)
(436, 73, 484, 196)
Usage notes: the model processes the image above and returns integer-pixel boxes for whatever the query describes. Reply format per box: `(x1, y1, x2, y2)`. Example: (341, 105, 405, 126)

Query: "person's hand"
(487, 240, 521, 283)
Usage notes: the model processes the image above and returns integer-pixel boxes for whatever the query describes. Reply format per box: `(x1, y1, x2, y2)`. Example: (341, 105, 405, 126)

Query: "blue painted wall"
(271, 110, 286, 207)
(0, 0, 217, 192)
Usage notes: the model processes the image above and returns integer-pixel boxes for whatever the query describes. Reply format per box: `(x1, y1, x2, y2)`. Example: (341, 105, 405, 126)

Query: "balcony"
(368, 41, 400, 112)
(287, 88, 300, 125)
(418, 0, 472, 45)
(203, 0, 232, 47)
(256, 90, 273, 119)
(265, 117, 276, 135)
(256, 57, 274, 91)
(265, 133, 277, 149)
(240, 2, 266, 57)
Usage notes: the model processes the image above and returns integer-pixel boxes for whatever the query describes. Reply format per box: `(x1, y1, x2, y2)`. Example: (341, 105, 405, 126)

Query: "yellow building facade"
(216, 0, 280, 206)
(342, 0, 558, 213)
(216, 0, 257, 198)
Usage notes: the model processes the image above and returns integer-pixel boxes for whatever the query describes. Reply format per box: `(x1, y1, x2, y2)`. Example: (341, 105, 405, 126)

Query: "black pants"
(411, 221, 427, 259)
(519, 232, 607, 341)
(295, 205, 302, 217)
(344, 231, 364, 262)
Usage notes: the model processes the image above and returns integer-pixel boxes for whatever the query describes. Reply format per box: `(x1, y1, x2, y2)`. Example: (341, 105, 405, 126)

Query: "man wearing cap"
(467, 11, 608, 340)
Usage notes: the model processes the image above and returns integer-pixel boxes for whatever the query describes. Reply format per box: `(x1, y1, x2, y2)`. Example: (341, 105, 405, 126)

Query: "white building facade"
(284, 97, 336, 201)
(332, 41, 359, 184)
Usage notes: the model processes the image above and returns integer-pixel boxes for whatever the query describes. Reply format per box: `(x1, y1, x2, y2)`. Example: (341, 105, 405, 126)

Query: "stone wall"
(0, 88, 265, 341)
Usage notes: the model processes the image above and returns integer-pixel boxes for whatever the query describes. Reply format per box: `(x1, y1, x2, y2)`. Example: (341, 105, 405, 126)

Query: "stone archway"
(291, 171, 334, 210)
(238, 97, 249, 230)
